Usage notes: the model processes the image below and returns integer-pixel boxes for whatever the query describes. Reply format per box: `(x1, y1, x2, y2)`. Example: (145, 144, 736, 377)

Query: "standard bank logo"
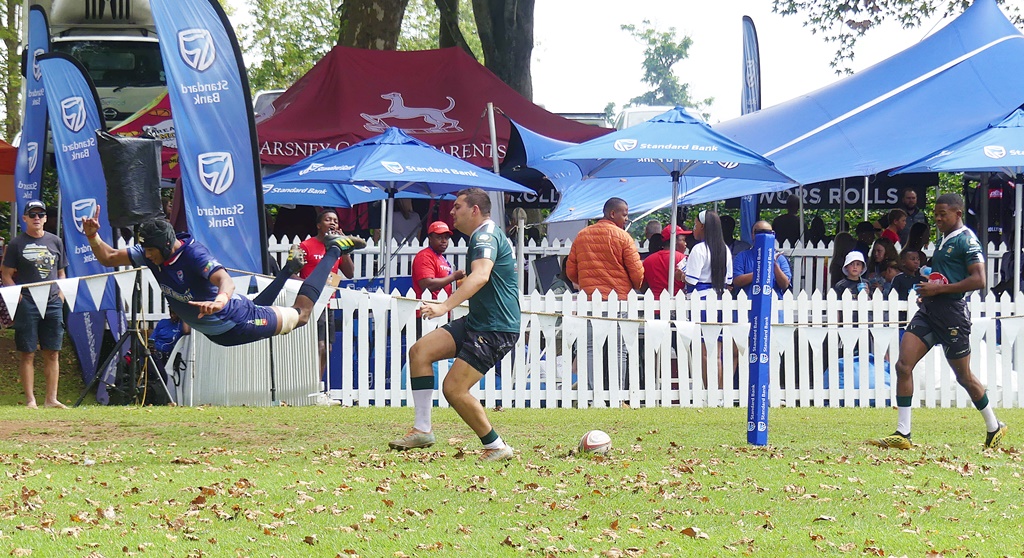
(60, 97, 87, 133)
(718, 161, 740, 170)
(262, 183, 274, 194)
(178, 29, 216, 72)
(984, 145, 1006, 159)
(382, 161, 405, 174)
(354, 185, 373, 193)
(32, 49, 44, 82)
(613, 139, 637, 152)
(198, 152, 234, 194)
(71, 198, 97, 234)
(26, 142, 39, 174)
(748, 353, 757, 364)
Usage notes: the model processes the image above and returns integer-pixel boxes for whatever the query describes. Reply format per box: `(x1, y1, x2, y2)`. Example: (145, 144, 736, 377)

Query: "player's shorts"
(905, 297, 971, 359)
(14, 297, 64, 353)
(207, 298, 280, 347)
(442, 316, 519, 374)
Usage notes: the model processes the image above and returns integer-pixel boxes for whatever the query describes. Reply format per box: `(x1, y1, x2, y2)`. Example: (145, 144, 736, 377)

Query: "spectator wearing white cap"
(832, 251, 868, 298)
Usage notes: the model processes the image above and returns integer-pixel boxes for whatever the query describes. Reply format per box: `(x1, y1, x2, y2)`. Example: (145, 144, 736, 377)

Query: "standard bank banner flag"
(37, 53, 116, 310)
(14, 6, 50, 223)
(151, 0, 263, 273)
(739, 15, 762, 246)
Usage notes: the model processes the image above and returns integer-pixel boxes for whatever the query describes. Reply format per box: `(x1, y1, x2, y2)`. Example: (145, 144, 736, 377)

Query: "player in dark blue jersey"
(82, 206, 364, 347)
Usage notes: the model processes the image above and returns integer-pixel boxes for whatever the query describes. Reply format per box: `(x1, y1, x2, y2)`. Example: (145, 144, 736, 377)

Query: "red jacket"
(566, 219, 644, 299)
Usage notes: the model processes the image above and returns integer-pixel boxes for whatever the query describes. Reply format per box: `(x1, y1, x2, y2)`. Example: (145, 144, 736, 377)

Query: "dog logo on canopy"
(984, 145, 1006, 160)
(32, 49, 44, 82)
(178, 29, 216, 72)
(360, 93, 462, 134)
(198, 152, 234, 194)
(26, 142, 39, 174)
(381, 161, 405, 174)
(72, 198, 97, 234)
(613, 139, 637, 152)
(60, 97, 87, 133)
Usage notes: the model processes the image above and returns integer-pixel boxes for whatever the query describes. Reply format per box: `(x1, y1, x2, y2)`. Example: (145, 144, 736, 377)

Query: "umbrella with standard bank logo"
(891, 108, 1024, 296)
(262, 127, 535, 291)
(544, 106, 796, 292)
(263, 148, 433, 207)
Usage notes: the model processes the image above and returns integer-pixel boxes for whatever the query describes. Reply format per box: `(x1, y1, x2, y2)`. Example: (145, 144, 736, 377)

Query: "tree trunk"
(434, 0, 473, 55)
(337, 0, 411, 49)
(471, 0, 534, 100)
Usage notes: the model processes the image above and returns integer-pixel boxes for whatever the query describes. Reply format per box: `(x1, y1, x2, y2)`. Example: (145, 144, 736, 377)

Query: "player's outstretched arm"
(82, 205, 132, 267)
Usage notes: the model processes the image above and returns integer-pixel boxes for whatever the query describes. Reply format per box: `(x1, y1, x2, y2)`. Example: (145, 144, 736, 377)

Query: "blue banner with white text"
(739, 15, 762, 246)
(14, 6, 50, 224)
(746, 231, 774, 446)
(150, 0, 266, 273)
(37, 53, 116, 311)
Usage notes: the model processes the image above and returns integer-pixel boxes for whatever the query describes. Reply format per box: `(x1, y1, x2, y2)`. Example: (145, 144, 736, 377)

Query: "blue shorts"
(206, 298, 280, 347)
(14, 297, 65, 353)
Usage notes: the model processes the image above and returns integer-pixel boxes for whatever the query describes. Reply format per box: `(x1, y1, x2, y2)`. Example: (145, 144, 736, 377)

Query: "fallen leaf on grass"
(304, 535, 317, 545)
(813, 515, 835, 522)
(10, 549, 32, 556)
(838, 542, 856, 552)
(680, 527, 709, 539)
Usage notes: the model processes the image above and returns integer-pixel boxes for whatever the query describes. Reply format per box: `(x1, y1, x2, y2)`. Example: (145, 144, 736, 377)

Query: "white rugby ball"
(579, 430, 612, 455)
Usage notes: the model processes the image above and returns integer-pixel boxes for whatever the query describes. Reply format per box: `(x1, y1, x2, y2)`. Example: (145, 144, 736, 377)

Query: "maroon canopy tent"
(256, 47, 609, 168)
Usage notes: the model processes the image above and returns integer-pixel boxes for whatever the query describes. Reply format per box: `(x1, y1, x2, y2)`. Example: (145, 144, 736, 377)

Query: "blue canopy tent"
(892, 107, 1024, 294)
(545, 107, 795, 289)
(549, 0, 1024, 224)
(711, 0, 1024, 197)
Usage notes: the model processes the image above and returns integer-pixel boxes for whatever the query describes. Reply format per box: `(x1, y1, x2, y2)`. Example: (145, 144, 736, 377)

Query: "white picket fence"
(315, 288, 1024, 409)
(117, 236, 1024, 409)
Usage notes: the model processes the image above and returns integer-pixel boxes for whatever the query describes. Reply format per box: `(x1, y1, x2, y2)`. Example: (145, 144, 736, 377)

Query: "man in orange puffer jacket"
(565, 197, 644, 298)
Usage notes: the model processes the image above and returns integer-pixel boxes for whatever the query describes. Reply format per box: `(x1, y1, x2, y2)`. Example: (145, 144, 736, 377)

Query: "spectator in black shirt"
(772, 195, 802, 246)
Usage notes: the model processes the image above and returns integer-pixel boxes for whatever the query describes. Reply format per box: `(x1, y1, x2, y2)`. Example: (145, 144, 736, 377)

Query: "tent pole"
(667, 171, 681, 297)
(384, 193, 394, 293)
(1015, 174, 1022, 300)
(863, 176, 869, 222)
(486, 102, 506, 232)
(839, 178, 846, 232)
(798, 186, 805, 246)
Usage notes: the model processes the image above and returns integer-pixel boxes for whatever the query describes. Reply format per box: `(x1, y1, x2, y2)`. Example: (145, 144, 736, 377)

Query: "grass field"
(0, 403, 1022, 557)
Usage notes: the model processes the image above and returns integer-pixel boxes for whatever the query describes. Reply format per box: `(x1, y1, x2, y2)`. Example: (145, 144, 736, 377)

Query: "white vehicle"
(613, 105, 676, 130)
(30, 0, 165, 127)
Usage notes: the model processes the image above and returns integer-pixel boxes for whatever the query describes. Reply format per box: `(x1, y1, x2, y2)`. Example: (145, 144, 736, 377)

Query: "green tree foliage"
(400, 0, 481, 58)
(617, 20, 713, 120)
(238, 0, 341, 92)
(1, 0, 22, 140)
(772, 0, 1024, 73)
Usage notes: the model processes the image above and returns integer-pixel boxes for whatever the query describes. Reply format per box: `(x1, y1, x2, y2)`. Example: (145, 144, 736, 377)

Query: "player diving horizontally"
(82, 206, 364, 346)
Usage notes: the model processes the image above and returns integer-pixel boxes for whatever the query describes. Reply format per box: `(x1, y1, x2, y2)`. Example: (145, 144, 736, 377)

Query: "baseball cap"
(426, 221, 452, 235)
(843, 251, 865, 268)
(24, 200, 45, 215)
(661, 224, 690, 241)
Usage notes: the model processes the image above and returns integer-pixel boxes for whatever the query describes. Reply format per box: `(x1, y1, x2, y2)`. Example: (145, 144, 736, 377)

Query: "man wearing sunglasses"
(1, 200, 68, 409)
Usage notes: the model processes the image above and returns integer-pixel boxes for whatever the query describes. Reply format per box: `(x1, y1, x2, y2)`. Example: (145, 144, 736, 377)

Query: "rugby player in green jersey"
(389, 188, 521, 462)
(871, 194, 1007, 450)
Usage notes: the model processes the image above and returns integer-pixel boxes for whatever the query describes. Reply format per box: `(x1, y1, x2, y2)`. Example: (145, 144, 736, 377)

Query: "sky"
(223, 0, 954, 124)
(530, 0, 950, 123)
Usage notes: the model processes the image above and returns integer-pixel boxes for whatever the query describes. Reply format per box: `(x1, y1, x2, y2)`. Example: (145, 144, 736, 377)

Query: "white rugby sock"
(896, 407, 912, 436)
(413, 389, 433, 433)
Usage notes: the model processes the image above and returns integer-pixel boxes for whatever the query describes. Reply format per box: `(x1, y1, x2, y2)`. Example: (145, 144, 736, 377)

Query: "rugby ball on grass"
(579, 430, 612, 455)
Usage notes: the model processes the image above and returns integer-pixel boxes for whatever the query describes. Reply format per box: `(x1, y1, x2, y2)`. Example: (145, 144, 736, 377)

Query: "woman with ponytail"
(683, 210, 733, 391)
(684, 210, 733, 298)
